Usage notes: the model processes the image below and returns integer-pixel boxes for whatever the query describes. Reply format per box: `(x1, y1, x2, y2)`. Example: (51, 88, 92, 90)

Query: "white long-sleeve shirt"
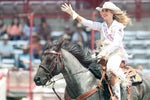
(80, 18, 128, 61)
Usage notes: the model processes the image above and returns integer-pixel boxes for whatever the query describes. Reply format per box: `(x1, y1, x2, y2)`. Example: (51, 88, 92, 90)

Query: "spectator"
(23, 17, 36, 40)
(36, 18, 51, 40)
(18, 45, 34, 69)
(61, 25, 72, 41)
(75, 0, 86, 9)
(32, 32, 42, 59)
(0, 34, 13, 58)
(85, 27, 91, 48)
(44, 36, 53, 48)
(136, 65, 143, 71)
(0, 18, 7, 37)
(72, 23, 88, 47)
(71, 19, 79, 33)
(7, 17, 23, 40)
(19, 31, 27, 40)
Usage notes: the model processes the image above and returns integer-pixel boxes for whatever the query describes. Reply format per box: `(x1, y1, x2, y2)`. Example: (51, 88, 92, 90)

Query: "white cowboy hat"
(1, 34, 9, 40)
(77, 23, 83, 28)
(22, 45, 29, 50)
(96, 2, 121, 12)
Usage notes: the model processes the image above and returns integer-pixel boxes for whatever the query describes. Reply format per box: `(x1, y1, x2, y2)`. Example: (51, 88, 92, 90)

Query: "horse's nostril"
(34, 76, 40, 82)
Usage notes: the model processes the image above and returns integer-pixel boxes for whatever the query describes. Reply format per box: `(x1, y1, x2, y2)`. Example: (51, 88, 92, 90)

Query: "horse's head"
(34, 39, 64, 86)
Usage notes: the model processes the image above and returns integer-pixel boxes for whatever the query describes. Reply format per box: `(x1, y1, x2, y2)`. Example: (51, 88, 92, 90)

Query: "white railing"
(0, 74, 6, 100)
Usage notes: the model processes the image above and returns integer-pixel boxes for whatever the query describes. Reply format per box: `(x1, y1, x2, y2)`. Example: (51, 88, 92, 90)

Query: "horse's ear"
(56, 38, 64, 52)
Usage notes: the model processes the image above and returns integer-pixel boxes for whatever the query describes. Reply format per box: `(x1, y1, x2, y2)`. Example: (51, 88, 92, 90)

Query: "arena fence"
(0, 72, 6, 100)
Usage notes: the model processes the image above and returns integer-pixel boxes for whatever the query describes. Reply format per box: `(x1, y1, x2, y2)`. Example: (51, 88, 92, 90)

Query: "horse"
(34, 39, 150, 100)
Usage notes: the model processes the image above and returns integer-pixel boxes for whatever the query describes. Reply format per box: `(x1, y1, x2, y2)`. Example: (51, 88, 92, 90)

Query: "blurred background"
(0, 0, 150, 100)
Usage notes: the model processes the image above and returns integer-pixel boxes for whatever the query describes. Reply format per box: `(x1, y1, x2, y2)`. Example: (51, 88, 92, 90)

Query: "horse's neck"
(61, 49, 97, 97)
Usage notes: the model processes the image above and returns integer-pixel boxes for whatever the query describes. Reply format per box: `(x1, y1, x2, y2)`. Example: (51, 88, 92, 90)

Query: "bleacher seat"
(8, 41, 18, 48)
(145, 41, 150, 49)
(123, 30, 150, 69)
(123, 31, 136, 41)
(123, 41, 131, 49)
(126, 49, 146, 54)
(143, 69, 150, 74)
(8, 40, 28, 49)
(13, 49, 23, 55)
(146, 49, 150, 59)
(134, 59, 149, 69)
(127, 59, 149, 68)
(131, 49, 147, 59)
(1, 59, 15, 68)
(128, 40, 146, 49)
(2, 59, 15, 64)
(126, 59, 135, 65)
(34, 59, 41, 64)
(136, 31, 150, 40)
(16, 40, 28, 48)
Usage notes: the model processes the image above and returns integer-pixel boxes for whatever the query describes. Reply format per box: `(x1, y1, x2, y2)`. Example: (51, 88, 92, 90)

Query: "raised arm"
(61, 3, 102, 31)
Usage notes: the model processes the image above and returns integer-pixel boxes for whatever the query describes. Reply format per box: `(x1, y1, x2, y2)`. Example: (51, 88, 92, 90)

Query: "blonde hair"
(112, 11, 132, 26)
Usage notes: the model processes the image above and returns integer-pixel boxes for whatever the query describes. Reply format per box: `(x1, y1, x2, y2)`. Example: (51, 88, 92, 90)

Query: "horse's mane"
(63, 41, 94, 66)
(45, 40, 94, 67)
(44, 40, 111, 99)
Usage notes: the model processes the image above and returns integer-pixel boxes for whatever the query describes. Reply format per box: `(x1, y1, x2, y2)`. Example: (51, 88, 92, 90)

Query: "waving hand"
(61, 3, 73, 16)
(61, 3, 78, 20)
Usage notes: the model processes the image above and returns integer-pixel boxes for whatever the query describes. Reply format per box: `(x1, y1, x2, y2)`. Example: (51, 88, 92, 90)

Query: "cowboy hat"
(1, 34, 9, 40)
(96, 2, 121, 12)
(22, 45, 29, 50)
(77, 23, 83, 28)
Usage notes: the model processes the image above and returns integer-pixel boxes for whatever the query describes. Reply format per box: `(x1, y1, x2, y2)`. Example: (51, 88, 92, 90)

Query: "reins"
(40, 49, 109, 100)
(39, 50, 90, 100)
(39, 50, 63, 100)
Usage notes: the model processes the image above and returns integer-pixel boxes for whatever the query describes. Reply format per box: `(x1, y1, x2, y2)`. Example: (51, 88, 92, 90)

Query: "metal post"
(139, 0, 142, 21)
(6, 71, 10, 95)
(135, 0, 141, 21)
(29, 13, 33, 100)
(23, 0, 29, 14)
(91, 11, 95, 53)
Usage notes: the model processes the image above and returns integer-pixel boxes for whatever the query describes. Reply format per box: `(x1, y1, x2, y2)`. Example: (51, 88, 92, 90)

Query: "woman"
(23, 17, 36, 40)
(0, 18, 7, 37)
(7, 17, 23, 40)
(61, 2, 131, 100)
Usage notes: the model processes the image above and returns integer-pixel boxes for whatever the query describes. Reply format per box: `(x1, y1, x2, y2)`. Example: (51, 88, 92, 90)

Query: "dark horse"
(34, 39, 150, 100)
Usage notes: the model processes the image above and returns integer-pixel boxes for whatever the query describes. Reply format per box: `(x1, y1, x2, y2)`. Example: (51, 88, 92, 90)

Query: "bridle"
(39, 50, 64, 79)
(39, 50, 64, 100)
(39, 49, 92, 100)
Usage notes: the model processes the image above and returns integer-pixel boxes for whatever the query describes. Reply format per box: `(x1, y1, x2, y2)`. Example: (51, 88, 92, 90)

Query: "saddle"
(98, 59, 142, 85)
(98, 59, 143, 100)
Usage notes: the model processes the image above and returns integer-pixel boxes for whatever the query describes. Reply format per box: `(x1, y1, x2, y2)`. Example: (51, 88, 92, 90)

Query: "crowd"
(0, 17, 98, 69)
(1, 16, 150, 79)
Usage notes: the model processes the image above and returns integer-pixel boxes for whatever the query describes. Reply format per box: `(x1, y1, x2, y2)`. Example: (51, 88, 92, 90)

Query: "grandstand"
(123, 31, 150, 69)
(0, 0, 150, 100)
